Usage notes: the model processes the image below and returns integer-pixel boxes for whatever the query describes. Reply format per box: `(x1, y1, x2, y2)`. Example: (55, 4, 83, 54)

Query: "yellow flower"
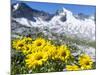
(25, 51, 48, 68)
(42, 44, 57, 57)
(57, 45, 71, 61)
(22, 44, 32, 54)
(12, 39, 25, 50)
(66, 65, 80, 71)
(12, 37, 33, 50)
(32, 38, 46, 51)
(80, 65, 93, 70)
(78, 54, 93, 70)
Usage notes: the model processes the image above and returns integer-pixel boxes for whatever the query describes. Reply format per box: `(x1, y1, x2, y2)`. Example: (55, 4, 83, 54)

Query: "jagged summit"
(12, 2, 34, 12)
(62, 7, 72, 14)
(56, 7, 72, 15)
(12, 2, 53, 21)
(54, 7, 75, 23)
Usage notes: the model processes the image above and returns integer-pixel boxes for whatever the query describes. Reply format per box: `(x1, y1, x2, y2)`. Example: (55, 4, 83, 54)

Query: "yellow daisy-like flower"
(42, 44, 57, 57)
(22, 44, 32, 54)
(12, 39, 25, 50)
(57, 45, 71, 61)
(32, 38, 46, 52)
(12, 37, 32, 50)
(66, 65, 80, 71)
(25, 51, 48, 68)
(78, 54, 93, 70)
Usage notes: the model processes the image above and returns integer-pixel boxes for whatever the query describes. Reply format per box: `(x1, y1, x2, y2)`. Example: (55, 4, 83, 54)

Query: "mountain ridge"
(11, 2, 96, 41)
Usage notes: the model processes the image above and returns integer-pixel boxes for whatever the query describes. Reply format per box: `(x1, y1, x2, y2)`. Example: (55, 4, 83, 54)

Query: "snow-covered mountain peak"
(56, 7, 73, 16)
(12, 3, 19, 11)
(62, 7, 72, 14)
(12, 2, 53, 22)
(54, 7, 74, 22)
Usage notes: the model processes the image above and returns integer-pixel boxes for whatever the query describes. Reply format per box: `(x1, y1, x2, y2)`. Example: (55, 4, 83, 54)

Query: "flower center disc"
(61, 52, 66, 57)
(37, 42, 42, 46)
(36, 56, 43, 60)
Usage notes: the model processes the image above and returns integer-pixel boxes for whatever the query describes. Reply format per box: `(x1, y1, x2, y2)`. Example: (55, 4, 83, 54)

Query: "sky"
(11, 0, 96, 15)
